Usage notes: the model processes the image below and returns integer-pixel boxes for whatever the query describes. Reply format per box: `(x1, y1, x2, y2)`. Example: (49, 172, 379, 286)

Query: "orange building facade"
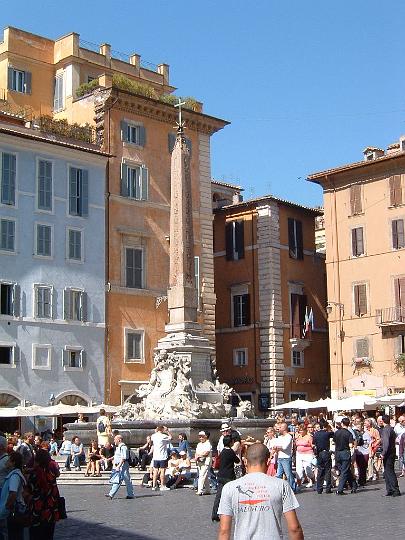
(0, 26, 228, 403)
(213, 194, 330, 412)
(308, 137, 405, 398)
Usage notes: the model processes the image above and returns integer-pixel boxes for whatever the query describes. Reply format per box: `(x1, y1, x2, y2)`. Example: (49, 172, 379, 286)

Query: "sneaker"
(160, 486, 170, 491)
(126, 496, 135, 499)
(151, 486, 158, 491)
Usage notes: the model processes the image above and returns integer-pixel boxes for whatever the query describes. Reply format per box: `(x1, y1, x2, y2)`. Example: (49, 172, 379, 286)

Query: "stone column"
(166, 133, 199, 332)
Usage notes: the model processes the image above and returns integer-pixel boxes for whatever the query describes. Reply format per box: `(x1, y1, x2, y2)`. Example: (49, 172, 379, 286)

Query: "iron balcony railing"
(375, 306, 405, 326)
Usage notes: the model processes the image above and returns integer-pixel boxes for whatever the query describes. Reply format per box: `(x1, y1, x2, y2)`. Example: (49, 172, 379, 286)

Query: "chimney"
(363, 146, 384, 161)
(99, 43, 111, 62)
(157, 63, 169, 85)
(129, 54, 141, 71)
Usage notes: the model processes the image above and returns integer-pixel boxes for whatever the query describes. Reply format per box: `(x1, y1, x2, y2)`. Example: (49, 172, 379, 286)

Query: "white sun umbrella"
(327, 395, 377, 412)
(15, 404, 48, 417)
(87, 403, 119, 414)
(273, 399, 311, 410)
(303, 398, 330, 409)
(0, 407, 20, 417)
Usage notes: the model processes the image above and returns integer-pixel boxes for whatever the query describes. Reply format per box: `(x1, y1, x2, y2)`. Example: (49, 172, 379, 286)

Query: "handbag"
(58, 496, 67, 520)
(212, 454, 221, 470)
(9, 502, 31, 528)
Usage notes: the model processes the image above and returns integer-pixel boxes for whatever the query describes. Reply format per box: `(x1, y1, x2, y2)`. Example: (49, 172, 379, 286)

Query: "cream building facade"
(308, 136, 405, 398)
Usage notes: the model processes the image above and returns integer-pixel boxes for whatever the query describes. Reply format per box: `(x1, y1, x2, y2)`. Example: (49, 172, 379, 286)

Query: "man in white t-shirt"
(273, 422, 296, 492)
(151, 425, 172, 491)
(218, 442, 303, 540)
(195, 430, 212, 495)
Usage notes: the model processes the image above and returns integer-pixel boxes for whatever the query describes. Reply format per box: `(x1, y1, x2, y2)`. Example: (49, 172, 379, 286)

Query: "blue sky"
(3, 1, 405, 206)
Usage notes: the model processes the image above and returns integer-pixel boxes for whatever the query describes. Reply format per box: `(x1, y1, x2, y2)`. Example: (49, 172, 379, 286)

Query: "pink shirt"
(295, 436, 314, 454)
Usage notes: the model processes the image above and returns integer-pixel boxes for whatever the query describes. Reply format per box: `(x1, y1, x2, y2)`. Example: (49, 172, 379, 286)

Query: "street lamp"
(326, 301, 344, 316)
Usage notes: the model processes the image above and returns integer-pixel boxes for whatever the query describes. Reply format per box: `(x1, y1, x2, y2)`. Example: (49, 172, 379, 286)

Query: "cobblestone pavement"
(56, 477, 405, 540)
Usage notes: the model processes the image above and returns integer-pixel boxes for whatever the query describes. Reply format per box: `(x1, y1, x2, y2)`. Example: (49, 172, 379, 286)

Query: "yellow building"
(308, 137, 405, 398)
(0, 26, 228, 403)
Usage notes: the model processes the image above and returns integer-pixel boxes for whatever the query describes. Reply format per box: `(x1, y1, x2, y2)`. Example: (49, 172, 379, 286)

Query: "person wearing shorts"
(151, 426, 172, 491)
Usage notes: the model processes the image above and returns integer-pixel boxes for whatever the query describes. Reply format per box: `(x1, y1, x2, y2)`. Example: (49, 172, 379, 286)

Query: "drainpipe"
(251, 208, 260, 406)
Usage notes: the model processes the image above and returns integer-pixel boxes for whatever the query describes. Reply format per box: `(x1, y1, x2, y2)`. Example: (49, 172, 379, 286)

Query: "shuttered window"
(394, 278, 405, 308)
(120, 164, 148, 200)
(63, 289, 87, 322)
(392, 219, 405, 250)
(68, 229, 82, 261)
(225, 220, 244, 261)
(355, 338, 369, 359)
(351, 227, 364, 256)
(35, 286, 52, 318)
(121, 121, 146, 146)
(350, 184, 363, 215)
(125, 248, 143, 289)
(126, 331, 144, 362)
(354, 283, 368, 316)
(1, 153, 16, 205)
(54, 74, 64, 111)
(233, 293, 250, 327)
(0, 283, 19, 317)
(36, 224, 52, 257)
(389, 175, 403, 207)
(69, 167, 89, 217)
(8, 67, 31, 94)
(288, 218, 303, 260)
(0, 219, 15, 251)
(37, 160, 52, 211)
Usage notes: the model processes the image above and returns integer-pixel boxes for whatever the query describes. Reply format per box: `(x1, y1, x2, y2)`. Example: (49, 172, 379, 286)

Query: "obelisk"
(151, 99, 223, 405)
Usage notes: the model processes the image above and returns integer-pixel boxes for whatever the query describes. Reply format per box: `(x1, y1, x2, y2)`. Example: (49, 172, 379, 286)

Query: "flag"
(309, 307, 314, 330)
(302, 307, 310, 338)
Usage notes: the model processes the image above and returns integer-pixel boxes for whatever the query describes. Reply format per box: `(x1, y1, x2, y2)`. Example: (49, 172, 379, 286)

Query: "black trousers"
(29, 523, 55, 540)
(336, 450, 357, 492)
(383, 453, 400, 495)
(316, 450, 332, 492)
(212, 478, 232, 521)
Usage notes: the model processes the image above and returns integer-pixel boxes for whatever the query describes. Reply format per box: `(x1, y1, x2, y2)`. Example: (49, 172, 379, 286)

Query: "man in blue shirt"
(106, 434, 134, 500)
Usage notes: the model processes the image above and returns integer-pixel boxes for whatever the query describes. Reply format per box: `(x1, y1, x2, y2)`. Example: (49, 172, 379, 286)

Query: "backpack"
(353, 429, 364, 447)
(97, 420, 106, 434)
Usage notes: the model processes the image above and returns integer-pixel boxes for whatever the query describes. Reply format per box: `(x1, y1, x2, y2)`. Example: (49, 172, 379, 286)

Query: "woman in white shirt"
(195, 431, 212, 496)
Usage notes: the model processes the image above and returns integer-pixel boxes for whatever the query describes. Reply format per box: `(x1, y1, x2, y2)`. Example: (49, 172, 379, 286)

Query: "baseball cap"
(220, 423, 231, 432)
(198, 431, 207, 436)
(179, 450, 186, 456)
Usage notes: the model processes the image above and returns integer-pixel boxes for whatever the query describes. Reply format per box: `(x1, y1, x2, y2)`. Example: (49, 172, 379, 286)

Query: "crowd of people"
(0, 431, 65, 540)
(0, 408, 404, 539)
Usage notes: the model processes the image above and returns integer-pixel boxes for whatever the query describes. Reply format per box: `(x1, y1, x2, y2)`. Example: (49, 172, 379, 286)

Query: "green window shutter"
(235, 220, 244, 259)
(80, 169, 89, 217)
(7, 67, 13, 90)
(12, 284, 20, 317)
(69, 168, 78, 215)
(80, 292, 87, 322)
(296, 220, 303, 260)
(141, 166, 148, 200)
(63, 289, 71, 320)
(225, 222, 233, 260)
(139, 126, 146, 147)
(120, 163, 128, 197)
(24, 71, 32, 94)
(134, 249, 143, 288)
(121, 120, 128, 142)
(1, 153, 16, 205)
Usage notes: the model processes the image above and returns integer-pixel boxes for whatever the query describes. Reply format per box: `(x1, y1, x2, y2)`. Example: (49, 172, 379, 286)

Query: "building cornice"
(92, 87, 229, 136)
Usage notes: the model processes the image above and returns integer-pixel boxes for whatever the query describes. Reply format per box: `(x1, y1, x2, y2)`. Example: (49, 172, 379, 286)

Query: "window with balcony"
(389, 175, 403, 207)
(225, 220, 244, 261)
(120, 164, 148, 201)
(353, 283, 368, 317)
(290, 293, 307, 339)
(392, 219, 405, 250)
(288, 218, 303, 260)
(351, 227, 364, 257)
(350, 184, 363, 215)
